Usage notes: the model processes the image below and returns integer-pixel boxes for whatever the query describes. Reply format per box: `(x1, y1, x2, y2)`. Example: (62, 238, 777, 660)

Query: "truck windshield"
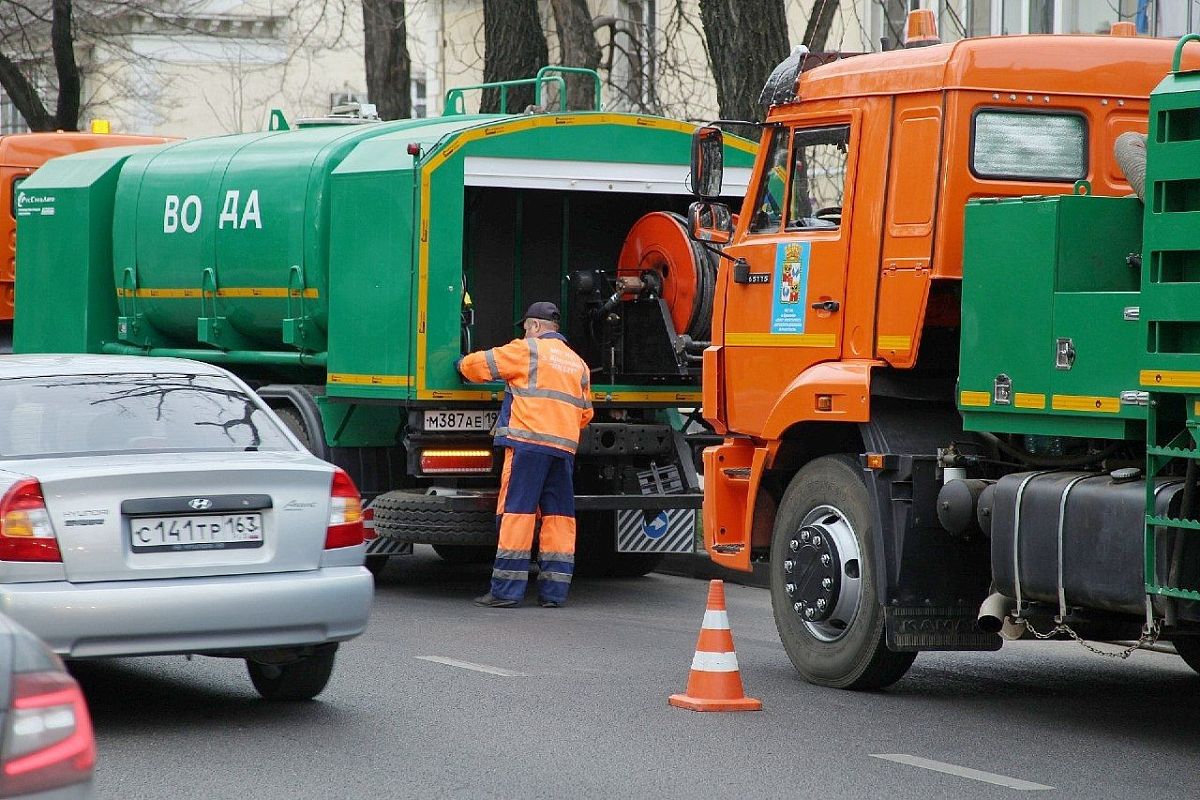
(0, 372, 296, 458)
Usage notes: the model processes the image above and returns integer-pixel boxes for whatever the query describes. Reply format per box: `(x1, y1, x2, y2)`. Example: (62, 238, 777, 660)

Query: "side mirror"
(690, 126, 724, 198)
(687, 200, 733, 245)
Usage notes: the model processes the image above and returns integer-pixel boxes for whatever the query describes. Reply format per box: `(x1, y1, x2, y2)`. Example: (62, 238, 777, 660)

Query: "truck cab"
(692, 26, 1194, 688)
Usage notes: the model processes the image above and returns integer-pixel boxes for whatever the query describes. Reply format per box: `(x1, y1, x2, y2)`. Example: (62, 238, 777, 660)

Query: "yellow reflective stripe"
(1051, 394, 1119, 413)
(1141, 369, 1200, 388)
(959, 391, 990, 407)
(328, 373, 413, 386)
(116, 287, 319, 299)
(1014, 392, 1046, 409)
(725, 333, 836, 348)
(877, 335, 911, 350)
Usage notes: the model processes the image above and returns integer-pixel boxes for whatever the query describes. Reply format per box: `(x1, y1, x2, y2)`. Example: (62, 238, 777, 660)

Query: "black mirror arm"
(698, 241, 738, 264)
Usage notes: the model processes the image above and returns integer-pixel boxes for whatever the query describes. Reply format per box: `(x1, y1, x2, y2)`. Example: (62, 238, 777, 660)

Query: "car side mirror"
(690, 125, 724, 198)
(687, 200, 733, 245)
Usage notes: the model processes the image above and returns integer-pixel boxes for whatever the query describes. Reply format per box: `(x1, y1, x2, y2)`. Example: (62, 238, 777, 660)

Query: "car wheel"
(247, 644, 338, 701)
(365, 555, 390, 576)
(770, 454, 915, 690)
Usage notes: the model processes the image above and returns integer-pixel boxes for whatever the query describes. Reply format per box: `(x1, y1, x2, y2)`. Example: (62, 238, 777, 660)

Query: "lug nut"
(784, 560, 794, 574)
(805, 608, 815, 619)
(816, 599, 827, 610)
(812, 535, 822, 547)
(801, 530, 811, 542)
(786, 582, 796, 595)
(822, 577, 832, 590)
(820, 554, 831, 567)
(793, 602, 802, 612)
(789, 539, 799, 552)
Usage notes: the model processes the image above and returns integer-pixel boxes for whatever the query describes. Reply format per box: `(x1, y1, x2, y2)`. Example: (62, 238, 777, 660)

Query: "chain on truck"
(689, 12, 1200, 688)
(11, 69, 757, 577)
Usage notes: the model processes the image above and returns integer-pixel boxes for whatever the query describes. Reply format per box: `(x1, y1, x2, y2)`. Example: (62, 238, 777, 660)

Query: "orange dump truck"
(0, 131, 171, 348)
(688, 23, 1188, 688)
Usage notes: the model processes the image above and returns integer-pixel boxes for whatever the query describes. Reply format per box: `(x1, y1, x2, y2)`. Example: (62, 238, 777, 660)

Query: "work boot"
(474, 592, 519, 608)
(539, 598, 564, 608)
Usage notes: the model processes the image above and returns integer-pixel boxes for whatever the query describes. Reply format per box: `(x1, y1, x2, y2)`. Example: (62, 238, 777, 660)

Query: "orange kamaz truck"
(687, 18, 1194, 688)
(0, 130, 170, 349)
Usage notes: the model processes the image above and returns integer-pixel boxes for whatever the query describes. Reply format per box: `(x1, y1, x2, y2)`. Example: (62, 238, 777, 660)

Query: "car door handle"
(811, 300, 840, 313)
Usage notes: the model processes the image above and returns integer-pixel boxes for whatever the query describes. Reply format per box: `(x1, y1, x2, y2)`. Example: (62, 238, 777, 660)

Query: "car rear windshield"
(0, 372, 296, 458)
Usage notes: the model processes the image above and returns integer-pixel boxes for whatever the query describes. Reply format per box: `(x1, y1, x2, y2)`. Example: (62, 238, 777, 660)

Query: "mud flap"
(884, 606, 1001, 652)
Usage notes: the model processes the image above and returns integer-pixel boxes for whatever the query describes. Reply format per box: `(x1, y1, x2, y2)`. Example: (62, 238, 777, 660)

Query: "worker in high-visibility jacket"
(457, 301, 593, 608)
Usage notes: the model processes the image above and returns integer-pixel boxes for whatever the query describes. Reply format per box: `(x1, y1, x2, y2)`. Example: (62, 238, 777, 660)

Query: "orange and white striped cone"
(669, 579, 762, 712)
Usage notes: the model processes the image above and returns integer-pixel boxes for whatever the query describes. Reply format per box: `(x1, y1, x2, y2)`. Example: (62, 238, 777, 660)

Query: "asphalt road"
(72, 547, 1200, 800)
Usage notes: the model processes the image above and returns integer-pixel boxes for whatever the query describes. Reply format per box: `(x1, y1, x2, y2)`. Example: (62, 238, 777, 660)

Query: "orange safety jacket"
(458, 332, 594, 458)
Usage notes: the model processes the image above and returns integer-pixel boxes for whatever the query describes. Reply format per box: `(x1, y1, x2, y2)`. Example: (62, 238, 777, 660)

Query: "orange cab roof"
(0, 131, 173, 168)
(796, 35, 1194, 103)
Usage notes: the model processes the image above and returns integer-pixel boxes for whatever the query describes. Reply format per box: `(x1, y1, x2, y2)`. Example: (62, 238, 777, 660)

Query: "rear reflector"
(420, 448, 493, 474)
(0, 671, 95, 796)
(0, 479, 61, 562)
(326, 468, 365, 549)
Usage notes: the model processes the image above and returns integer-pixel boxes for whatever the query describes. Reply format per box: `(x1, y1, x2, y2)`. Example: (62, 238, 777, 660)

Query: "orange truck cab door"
(721, 113, 859, 437)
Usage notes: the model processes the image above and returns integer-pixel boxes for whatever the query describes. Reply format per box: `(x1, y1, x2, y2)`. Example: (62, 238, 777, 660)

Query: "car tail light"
(325, 468, 364, 549)
(420, 448, 493, 474)
(0, 479, 61, 562)
(0, 670, 95, 796)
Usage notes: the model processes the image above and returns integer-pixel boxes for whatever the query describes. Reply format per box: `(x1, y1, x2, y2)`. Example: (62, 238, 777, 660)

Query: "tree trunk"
(548, 0, 600, 111)
(362, 0, 412, 120)
(50, 0, 80, 129)
(802, 0, 841, 53)
(699, 0, 789, 121)
(482, 0, 548, 114)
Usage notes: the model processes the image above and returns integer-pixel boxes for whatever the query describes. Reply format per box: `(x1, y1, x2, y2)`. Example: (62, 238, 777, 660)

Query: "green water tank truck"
(13, 72, 756, 576)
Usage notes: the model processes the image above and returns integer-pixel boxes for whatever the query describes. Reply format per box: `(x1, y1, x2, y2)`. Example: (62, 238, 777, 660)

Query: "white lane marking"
(415, 655, 527, 677)
(870, 754, 1053, 791)
(690, 650, 739, 672)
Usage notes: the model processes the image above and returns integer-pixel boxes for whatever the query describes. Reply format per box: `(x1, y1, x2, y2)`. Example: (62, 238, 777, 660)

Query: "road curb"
(655, 552, 769, 589)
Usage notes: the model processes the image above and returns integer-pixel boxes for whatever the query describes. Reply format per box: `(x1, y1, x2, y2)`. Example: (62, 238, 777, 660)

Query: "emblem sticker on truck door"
(770, 241, 810, 334)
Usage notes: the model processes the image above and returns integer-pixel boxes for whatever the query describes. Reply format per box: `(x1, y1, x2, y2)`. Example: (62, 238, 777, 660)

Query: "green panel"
(13, 147, 158, 354)
(316, 397, 403, 447)
(960, 193, 1145, 439)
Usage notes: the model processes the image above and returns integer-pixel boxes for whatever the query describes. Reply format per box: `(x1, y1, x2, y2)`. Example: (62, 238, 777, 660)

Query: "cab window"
(787, 125, 849, 230)
(748, 128, 789, 234)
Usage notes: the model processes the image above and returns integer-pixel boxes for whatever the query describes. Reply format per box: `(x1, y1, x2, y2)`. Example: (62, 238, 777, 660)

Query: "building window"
(411, 79, 427, 119)
(0, 93, 29, 135)
(330, 90, 369, 111)
(874, 0, 910, 48)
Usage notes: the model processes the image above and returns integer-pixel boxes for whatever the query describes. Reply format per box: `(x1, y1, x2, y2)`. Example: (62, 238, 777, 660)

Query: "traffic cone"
(669, 579, 762, 712)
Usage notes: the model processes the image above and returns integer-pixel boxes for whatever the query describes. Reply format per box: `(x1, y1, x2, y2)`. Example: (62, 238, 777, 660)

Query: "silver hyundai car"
(0, 356, 374, 701)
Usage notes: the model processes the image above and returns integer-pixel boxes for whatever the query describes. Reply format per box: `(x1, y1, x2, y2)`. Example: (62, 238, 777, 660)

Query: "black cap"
(519, 301, 560, 324)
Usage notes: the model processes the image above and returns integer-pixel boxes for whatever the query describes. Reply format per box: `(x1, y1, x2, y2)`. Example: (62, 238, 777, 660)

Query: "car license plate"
(423, 409, 498, 432)
(130, 514, 264, 552)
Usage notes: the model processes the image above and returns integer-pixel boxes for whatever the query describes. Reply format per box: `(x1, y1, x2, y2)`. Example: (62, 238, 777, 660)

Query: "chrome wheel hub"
(783, 504, 863, 642)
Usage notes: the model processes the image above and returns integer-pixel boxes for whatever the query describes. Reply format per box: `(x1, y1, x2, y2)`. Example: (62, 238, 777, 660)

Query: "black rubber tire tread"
(365, 555, 390, 576)
(1173, 637, 1200, 675)
(274, 406, 314, 452)
(770, 454, 916, 690)
(372, 490, 497, 545)
(432, 544, 496, 564)
(247, 644, 338, 701)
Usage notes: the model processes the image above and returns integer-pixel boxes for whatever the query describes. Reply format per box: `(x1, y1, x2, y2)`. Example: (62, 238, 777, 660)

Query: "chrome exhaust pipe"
(977, 591, 1013, 635)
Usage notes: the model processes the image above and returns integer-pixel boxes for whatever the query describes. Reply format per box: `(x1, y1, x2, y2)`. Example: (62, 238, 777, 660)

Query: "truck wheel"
(770, 454, 915, 690)
(246, 644, 338, 701)
(574, 512, 666, 577)
(432, 544, 495, 564)
(1173, 637, 1200, 675)
(274, 406, 314, 451)
(372, 490, 497, 546)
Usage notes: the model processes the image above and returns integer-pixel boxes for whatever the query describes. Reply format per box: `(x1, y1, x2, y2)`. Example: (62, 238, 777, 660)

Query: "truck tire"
(574, 512, 666, 577)
(432, 544, 496, 564)
(1174, 637, 1200, 675)
(372, 490, 497, 546)
(274, 406, 314, 451)
(770, 454, 916, 690)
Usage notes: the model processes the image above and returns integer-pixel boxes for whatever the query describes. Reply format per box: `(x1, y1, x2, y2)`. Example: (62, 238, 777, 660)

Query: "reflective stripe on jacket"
(458, 332, 594, 456)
